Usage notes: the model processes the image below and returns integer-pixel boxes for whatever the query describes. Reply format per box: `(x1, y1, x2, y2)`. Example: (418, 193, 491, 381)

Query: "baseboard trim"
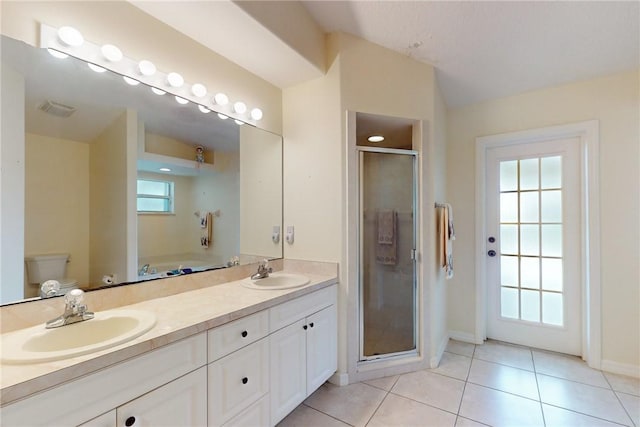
(448, 330, 482, 345)
(329, 372, 349, 386)
(601, 359, 640, 379)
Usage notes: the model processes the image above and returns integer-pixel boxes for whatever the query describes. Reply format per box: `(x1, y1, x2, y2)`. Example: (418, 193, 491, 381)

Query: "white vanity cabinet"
(269, 286, 337, 425)
(1, 333, 207, 426)
(207, 310, 270, 427)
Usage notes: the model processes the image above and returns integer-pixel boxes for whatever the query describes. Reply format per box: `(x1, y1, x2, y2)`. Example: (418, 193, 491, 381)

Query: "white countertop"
(0, 269, 337, 406)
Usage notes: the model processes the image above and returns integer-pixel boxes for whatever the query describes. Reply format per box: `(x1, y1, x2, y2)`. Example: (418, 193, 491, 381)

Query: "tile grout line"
(363, 386, 391, 426)
(531, 347, 548, 427)
(603, 375, 637, 427)
(541, 402, 635, 427)
(453, 342, 477, 426)
(301, 402, 356, 426)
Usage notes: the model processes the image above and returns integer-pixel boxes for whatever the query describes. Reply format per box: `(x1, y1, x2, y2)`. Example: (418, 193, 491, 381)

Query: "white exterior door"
(485, 137, 582, 355)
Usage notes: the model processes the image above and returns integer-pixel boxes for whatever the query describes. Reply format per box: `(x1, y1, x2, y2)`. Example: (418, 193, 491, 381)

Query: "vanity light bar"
(40, 24, 264, 124)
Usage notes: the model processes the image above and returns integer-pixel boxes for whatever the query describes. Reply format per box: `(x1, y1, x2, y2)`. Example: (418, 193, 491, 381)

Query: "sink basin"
(242, 272, 310, 290)
(1, 309, 156, 364)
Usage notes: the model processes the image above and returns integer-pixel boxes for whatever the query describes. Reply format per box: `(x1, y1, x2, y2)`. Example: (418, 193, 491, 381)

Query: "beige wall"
(144, 133, 214, 165)
(89, 112, 131, 286)
(191, 151, 240, 261)
(24, 133, 90, 291)
(284, 32, 448, 380)
(447, 70, 640, 372)
(239, 126, 282, 259)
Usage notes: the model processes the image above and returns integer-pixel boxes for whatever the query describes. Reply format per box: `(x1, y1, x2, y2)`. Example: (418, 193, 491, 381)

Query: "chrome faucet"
(46, 289, 95, 328)
(250, 260, 273, 280)
(138, 264, 150, 276)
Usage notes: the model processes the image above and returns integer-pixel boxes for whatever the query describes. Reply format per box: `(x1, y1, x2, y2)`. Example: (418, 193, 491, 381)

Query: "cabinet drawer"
(2, 333, 207, 427)
(269, 285, 336, 332)
(208, 338, 269, 426)
(222, 394, 269, 427)
(208, 310, 269, 362)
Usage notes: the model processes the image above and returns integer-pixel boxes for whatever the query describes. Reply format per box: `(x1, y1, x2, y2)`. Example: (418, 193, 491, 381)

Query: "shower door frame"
(357, 146, 419, 362)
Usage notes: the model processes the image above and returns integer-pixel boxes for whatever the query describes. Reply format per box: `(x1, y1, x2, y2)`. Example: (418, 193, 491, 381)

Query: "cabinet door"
(306, 304, 337, 395)
(270, 319, 307, 426)
(117, 367, 207, 427)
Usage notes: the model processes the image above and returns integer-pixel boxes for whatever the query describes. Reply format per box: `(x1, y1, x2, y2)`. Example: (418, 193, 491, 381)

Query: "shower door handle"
(410, 249, 417, 261)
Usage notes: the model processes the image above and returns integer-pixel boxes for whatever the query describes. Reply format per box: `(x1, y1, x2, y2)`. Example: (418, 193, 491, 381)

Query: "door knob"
(488, 250, 497, 257)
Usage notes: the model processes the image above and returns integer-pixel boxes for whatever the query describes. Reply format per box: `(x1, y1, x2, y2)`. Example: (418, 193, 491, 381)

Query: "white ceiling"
(302, 1, 640, 107)
(132, 1, 639, 108)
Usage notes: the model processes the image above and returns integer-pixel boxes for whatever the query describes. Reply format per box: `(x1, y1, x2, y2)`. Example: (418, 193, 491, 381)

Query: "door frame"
(356, 146, 419, 362)
(475, 120, 601, 368)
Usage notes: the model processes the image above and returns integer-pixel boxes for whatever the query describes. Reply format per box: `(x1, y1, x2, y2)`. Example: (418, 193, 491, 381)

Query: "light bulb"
(151, 87, 166, 95)
(368, 135, 385, 143)
(198, 105, 211, 114)
(47, 49, 68, 59)
(233, 101, 247, 114)
(213, 93, 229, 106)
(87, 63, 107, 73)
(57, 26, 84, 47)
(167, 72, 184, 88)
(159, 168, 171, 172)
(234, 120, 244, 126)
(138, 60, 156, 76)
(250, 108, 263, 121)
(191, 83, 207, 97)
(217, 113, 229, 120)
(175, 96, 189, 105)
(123, 76, 140, 86)
(101, 44, 123, 62)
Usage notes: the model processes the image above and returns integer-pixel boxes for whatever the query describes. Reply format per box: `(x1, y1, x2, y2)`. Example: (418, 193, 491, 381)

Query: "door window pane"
(542, 292, 563, 326)
(541, 258, 563, 291)
(541, 190, 562, 222)
(520, 191, 539, 223)
(500, 160, 518, 192)
(520, 158, 539, 190)
(501, 256, 519, 287)
(541, 156, 562, 189)
(501, 288, 519, 319)
(521, 257, 540, 289)
(521, 290, 540, 322)
(500, 225, 518, 255)
(520, 224, 540, 256)
(542, 225, 562, 257)
(500, 193, 518, 223)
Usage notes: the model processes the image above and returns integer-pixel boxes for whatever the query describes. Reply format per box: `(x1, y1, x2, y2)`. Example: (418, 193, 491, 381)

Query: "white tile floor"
(278, 339, 640, 427)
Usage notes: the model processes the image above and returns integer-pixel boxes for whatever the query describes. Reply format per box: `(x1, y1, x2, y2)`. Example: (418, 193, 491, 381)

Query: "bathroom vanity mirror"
(0, 35, 283, 305)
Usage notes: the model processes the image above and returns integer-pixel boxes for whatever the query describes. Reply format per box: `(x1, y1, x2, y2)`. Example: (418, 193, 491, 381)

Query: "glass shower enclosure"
(358, 147, 418, 360)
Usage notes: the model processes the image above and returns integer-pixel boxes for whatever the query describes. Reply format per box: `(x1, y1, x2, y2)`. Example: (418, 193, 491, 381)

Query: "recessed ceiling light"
(159, 168, 171, 172)
(368, 135, 385, 143)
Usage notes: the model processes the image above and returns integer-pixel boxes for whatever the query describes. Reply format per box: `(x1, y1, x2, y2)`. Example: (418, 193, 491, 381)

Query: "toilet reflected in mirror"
(24, 254, 78, 298)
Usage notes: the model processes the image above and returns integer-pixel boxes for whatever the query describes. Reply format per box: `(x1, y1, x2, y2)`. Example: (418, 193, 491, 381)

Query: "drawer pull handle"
(242, 377, 249, 385)
(125, 416, 137, 427)
(309, 322, 314, 328)
(241, 330, 248, 338)
(303, 325, 308, 330)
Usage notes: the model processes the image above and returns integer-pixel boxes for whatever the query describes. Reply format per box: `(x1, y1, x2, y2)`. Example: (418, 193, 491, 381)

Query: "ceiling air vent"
(39, 100, 76, 118)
